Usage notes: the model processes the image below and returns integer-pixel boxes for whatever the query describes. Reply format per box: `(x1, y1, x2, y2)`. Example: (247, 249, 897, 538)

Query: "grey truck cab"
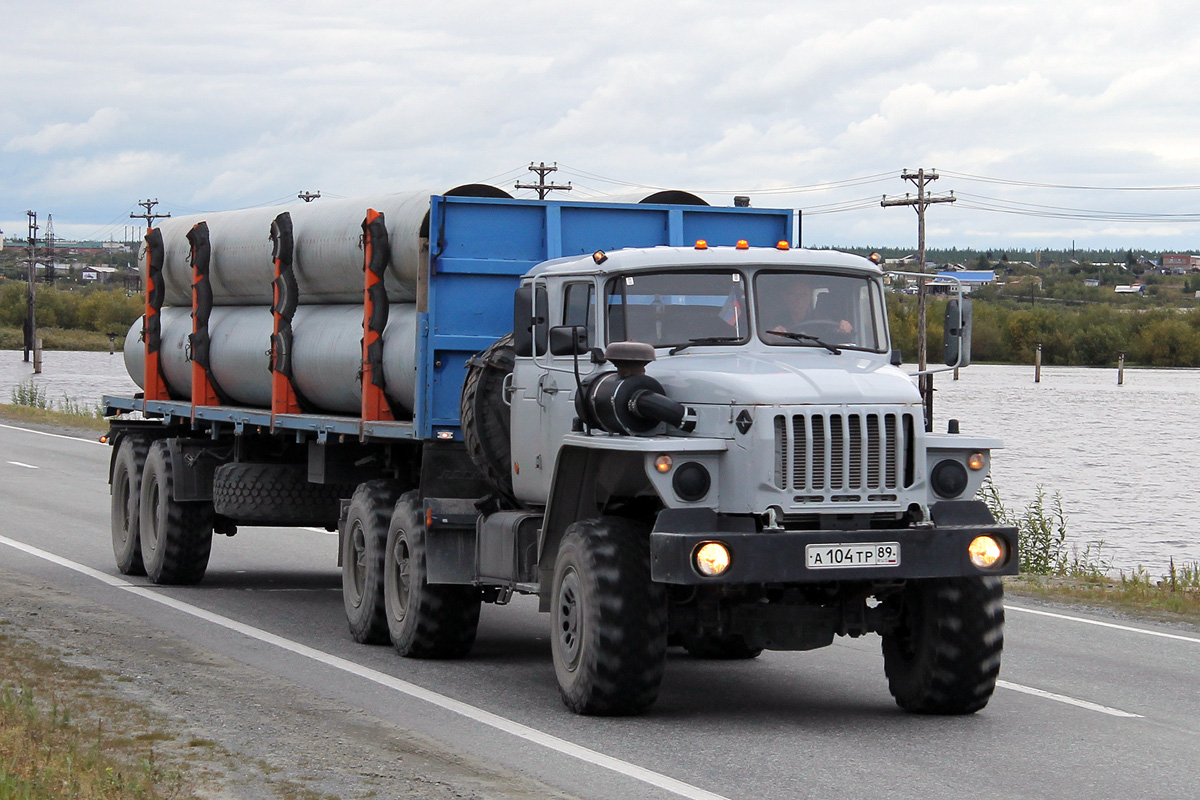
(497, 242, 1016, 715)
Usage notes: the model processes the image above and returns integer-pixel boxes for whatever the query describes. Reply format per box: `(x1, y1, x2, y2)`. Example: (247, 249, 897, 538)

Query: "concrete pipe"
(152, 184, 510, 307)
(124, 304, 419, 415)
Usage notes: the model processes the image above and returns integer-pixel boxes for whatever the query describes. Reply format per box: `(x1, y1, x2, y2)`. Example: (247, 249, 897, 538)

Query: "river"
(2, 351, 1195, 575)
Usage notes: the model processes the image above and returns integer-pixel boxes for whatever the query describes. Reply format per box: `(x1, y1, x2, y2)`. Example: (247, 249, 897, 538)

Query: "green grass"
(0, 633, 190, 800)
(0, 326, 118, 351)
(3, 380, 109, 432)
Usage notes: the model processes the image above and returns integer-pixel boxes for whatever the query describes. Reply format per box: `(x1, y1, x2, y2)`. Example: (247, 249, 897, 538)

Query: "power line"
(939, 170, 1200, 192)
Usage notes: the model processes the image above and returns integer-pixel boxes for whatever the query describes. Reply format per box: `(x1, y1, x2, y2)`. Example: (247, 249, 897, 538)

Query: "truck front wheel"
(880, 576, 1005, 714)
(111, 436, 150, 575)
(551, 517, 668, 716)
(138, 440, 214, 585)
(383, 491, 481, 658)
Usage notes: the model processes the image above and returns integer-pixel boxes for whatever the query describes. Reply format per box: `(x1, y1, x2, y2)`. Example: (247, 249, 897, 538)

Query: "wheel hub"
(556, 567, 582, 670)
(392, 533, 412, 621)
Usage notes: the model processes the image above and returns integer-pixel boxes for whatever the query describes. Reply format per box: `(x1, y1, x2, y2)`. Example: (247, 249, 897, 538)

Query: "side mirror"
(890, 348, 902, 367)
(513, 285, 549, 357)
(549, 325, 589, 356)
(944, 299, 973, 367)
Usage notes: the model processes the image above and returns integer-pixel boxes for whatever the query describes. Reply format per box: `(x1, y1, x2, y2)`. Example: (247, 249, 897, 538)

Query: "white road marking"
(0, 422, 106, 445)
(1008, 603, 1200, 644)
(0, 534, 729, 800)
(6, 461, 38, 469)
(997, 681, 1142, 718)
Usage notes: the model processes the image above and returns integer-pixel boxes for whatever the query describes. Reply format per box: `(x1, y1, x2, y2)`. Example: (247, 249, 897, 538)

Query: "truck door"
(510, 279, 598, 503)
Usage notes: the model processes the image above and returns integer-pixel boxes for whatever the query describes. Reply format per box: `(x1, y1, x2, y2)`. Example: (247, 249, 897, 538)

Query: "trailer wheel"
(139, 440, 214, 585)
(110, 436, 150, 575)
(681, 633, 762, 660)
(341, 480, 399, 645)
(460, 333, 515, 504)
(214, 463, 350, 528)
(551, 517, 668, 716)
(881, 576, 1005, 714)
(384, 491, 481, 659)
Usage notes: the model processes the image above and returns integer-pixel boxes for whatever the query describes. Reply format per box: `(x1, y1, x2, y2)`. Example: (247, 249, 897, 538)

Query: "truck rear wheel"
(213, 462, 350, 528)
(551, 517, 667, 716)
(881, 576, 1004, 714)
(111, 436, 150, 575)
(139, 440, 214, 585)
(341, 480, 400, 645)
(384, 491, 481, 659)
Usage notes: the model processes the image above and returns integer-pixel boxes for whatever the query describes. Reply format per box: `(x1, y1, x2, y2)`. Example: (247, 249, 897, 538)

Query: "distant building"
(1083, 278, 1100, 287)
(933, 270, 994, 294)
(1162, 254, 1200, 274)
(1114, 284, 1146, 295)
(80, 264, 119, 283)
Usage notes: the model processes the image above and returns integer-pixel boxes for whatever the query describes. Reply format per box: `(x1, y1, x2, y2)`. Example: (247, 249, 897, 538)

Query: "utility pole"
(297, 190, 321, 202)
(882, 168, 955, 430)
(515, 162, 572, 199)
(24, 211, 39, 369)
(131, 198, 170, 232)
(43, 214, 56, 284)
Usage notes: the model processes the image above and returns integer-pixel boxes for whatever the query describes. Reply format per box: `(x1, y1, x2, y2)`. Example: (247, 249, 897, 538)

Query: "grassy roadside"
(0, 628, 194, 800)
(0, 402, 110, 432)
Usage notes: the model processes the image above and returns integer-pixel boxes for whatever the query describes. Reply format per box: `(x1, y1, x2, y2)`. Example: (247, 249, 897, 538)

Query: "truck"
(104, 187, 1019, 717)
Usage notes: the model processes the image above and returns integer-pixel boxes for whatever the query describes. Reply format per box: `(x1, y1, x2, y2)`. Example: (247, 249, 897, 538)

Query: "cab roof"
(526, 244, 880, 280)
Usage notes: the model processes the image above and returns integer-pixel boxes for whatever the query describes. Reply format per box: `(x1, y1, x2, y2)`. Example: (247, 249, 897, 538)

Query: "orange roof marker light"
(736, 239, 749, 250)
(776, 241, 790, 250)
(694, 239, 708, 250)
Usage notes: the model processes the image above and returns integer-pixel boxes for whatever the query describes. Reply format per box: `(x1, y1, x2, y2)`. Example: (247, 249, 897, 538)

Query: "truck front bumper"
(649, 503, 1019, 584)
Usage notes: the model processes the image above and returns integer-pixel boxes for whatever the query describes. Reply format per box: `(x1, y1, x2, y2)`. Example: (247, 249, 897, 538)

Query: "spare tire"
(213, 462, 352, 527)
(460, 333, 515, 504)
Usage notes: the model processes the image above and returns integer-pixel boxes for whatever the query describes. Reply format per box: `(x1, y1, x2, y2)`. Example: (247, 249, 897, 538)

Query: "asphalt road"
(1, 420, 1197, 800)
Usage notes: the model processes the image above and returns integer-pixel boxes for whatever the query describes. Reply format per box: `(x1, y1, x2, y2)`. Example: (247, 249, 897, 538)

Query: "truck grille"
(773, 411, 916, 499)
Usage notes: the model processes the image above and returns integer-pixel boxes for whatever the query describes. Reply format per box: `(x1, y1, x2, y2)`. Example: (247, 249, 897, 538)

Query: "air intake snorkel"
(576, 341, 697, 435)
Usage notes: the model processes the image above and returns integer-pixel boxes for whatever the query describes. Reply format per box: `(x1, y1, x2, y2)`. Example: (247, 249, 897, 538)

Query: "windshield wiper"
(668, 336, 743, 355)
(766, 329, 841, 354)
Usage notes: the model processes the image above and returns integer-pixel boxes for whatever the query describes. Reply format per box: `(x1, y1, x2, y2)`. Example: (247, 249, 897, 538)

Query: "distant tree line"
(0, 282, 142, 337)
(888, 294, 1200, 368)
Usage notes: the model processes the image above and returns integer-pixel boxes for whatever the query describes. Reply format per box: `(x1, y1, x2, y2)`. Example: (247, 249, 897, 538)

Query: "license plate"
(805, 542, 900, 569)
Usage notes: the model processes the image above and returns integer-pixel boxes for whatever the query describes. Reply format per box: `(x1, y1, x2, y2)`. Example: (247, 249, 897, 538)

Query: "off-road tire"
(460, 333, 515, 504)
(213, 462, 351, 527)
(551, 517, 668, 716)
(384, 491, 481, 658)
(139, 440, 214, 585)
(341, 480, 400, 645)
(681, 632, 763, 660)
(111, 436, 150, 575)
(881, 576, 1005, 714)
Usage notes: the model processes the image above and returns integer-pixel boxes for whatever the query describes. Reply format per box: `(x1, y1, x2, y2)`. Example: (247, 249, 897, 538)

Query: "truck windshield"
(605, 270, 749, 348)
(755, 271, 887, 352)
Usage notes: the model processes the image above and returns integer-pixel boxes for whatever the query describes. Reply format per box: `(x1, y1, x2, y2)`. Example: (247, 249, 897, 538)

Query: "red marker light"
(736, 240, 749, 250)
(695, 240, 709, 250)
(776, 241, 790, 250)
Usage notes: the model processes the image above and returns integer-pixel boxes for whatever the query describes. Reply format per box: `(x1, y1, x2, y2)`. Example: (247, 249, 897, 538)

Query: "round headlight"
(672, 461, 711, 502)
(931, 459, 969, 498)
(694, 542, 731, 577)
(969, 535, 1004, 569)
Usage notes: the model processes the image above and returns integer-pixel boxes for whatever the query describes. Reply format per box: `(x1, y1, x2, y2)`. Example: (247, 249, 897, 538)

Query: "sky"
(4, 0, 1200, 251)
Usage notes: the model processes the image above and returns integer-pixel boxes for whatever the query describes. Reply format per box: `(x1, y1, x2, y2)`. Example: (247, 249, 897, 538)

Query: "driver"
(760, 276, 852, 335)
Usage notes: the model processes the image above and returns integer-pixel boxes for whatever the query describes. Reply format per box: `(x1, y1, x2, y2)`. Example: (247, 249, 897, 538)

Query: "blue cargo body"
(104, 195, 792, 441)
